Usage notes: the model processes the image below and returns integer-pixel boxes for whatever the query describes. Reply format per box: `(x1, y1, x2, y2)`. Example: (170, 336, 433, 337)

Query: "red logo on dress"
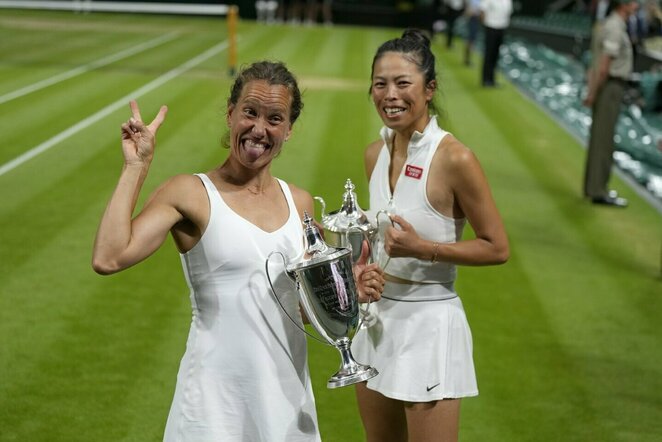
(405, 165, 423, 179)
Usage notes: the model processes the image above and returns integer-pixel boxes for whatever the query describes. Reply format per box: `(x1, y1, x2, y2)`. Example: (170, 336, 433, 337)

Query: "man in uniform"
(583, 0, 639, 207)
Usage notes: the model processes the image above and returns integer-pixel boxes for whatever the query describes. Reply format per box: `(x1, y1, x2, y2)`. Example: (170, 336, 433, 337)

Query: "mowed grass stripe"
(0, 16, 179, 95)
(334, 28, 390, 81)
(431, 47, 599, 439)
(0, 179, 183, 439)
(239, 22, 308, 65)
(0, 246, 187, 441)
(0, 32, 178, 105)
(0, 16, 347, 442)
(0, 35, 229, 174)
(0, 79, 230, 441)
(462, 260, 599, 440)
(309, 27, 354, 77)
(438, 43, 662, 439)
(2, 12, 661, 441)
(0, 10, 229, 162)
(0, 74, 230, 341)
(0, 73, 230, 280)
(305, 88, 379, 203)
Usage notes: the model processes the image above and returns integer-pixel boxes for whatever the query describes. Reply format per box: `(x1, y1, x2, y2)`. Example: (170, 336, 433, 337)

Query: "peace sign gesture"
(120, 100, 168, 166)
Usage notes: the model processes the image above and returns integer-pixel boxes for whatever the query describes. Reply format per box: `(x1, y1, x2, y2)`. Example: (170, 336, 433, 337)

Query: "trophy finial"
(303, 210, 313, 227)
(303, 210, 329, 255)
(344, 178, 355, 193)
(341, 178, 359, 218)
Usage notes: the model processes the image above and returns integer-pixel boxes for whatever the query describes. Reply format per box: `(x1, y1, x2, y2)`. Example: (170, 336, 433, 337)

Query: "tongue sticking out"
(244, 139, 267, 161)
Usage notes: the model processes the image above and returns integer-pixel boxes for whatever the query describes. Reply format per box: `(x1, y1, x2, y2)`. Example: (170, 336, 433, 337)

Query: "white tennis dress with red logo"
(352, 116, 478, 402)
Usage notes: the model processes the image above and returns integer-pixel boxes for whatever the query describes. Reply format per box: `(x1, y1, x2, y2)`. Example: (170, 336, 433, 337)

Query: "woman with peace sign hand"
(93, 61, 384, 442)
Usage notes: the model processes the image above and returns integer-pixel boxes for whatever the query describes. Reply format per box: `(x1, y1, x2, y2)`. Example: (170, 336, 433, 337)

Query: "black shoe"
(591, 194, 628, 207)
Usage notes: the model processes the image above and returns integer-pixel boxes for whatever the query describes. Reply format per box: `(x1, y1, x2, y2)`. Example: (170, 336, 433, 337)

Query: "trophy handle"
(313, 196, 327, 221)
(345, 226, 378, 331)
(265, 251, 328, 345)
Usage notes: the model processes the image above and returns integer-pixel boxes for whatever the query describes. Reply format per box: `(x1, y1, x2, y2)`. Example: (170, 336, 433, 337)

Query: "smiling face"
(370, 51, 436, 135)
(226, 80, 293, 170)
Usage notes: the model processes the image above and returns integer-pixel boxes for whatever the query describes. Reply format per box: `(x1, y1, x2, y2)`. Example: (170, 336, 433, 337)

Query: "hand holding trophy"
(266, 211, 379, 389)
(315, 179, 394, 326)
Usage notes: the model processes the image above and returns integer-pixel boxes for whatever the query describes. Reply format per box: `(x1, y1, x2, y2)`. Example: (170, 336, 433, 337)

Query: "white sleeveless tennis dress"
(352, 117, 478, 402)
(163, 173, 320, 442)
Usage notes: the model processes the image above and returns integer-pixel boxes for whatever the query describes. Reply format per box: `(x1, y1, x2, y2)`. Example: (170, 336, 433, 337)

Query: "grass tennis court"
(1, 9, 661, 442)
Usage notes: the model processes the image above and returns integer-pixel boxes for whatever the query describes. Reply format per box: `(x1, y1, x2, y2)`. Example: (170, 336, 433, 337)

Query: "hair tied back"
(401, 28, 431, 50)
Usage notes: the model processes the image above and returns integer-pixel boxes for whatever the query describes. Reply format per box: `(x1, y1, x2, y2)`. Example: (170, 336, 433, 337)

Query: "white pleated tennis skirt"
(351, 281, 478, 402)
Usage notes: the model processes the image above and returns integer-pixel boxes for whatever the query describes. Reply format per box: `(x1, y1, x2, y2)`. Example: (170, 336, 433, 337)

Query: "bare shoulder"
(168, 173, 204, 188)
(287, 181, 312, 201)
(435, 135, 482, 174)
(365, 139, 384, 178)
(156, 174, 205, 198)
(436, 134, 477, 166)
(432, 134, 486, 187)
(286, 182, 314, 218)
(365, 139, 383, 163)
(145, 174, 206, 212)
(365, 138, 383, 156)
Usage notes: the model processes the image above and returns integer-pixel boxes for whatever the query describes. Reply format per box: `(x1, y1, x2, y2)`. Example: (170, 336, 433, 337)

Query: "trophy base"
(327, 337, 379, 388)
(327, 365, 378, 389)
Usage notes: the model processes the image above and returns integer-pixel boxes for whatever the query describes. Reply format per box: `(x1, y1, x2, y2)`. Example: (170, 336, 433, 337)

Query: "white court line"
(0, 39, 229, 178)
(0, 32, 178, 105)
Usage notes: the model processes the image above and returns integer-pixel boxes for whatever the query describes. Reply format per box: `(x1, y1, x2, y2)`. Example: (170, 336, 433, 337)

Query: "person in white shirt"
(479, 0, 513, 87)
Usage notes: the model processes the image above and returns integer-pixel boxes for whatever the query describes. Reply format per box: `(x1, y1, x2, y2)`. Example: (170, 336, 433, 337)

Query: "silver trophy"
(315, 179, 394, 329)
(266, 211, 378, 388)
(315, 178, 393, 269)
(315, 179, 377, 263)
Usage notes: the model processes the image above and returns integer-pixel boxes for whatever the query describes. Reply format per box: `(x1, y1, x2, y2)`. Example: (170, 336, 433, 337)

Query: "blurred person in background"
(643, 0, 662, 35)
(255, 0, 278, 23)
(627, 4, 646, 56)
(290, 0, 305, 23)
(583, 0, 639, 207)
(305, 0, 333, 25)
(464, 0, 482, 66)
(586, 0, 612, 106)
(443, 0, 465, 48)
(352, 29, 509, 442)
(590, 0, 612, 23)
(479, 0, 513, 87)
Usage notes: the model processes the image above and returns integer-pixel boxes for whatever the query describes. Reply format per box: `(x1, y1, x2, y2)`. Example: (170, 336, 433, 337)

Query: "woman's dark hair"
(370, 29, 440, 116)
(228, 60, 303, 124)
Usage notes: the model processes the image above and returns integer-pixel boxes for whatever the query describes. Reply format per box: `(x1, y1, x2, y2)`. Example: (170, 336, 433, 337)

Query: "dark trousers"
(482, 26, 504, 86)
(584, 79, 626, 198)
(445, 7, 463, 48)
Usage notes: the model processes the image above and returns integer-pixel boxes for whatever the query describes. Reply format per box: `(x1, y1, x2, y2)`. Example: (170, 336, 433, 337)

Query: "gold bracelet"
(431, 242, 440, 263)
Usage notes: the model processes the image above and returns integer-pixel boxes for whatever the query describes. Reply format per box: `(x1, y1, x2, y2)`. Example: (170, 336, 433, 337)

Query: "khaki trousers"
(584, 78, 626, 198)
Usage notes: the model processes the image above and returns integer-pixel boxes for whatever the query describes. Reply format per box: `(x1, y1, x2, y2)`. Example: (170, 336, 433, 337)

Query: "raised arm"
(92, 100, 174, 275)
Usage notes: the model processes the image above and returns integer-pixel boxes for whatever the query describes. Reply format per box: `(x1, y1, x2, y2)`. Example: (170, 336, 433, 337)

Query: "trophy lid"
(321, 179, 376, 234)
(287, 211, 351, 272)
